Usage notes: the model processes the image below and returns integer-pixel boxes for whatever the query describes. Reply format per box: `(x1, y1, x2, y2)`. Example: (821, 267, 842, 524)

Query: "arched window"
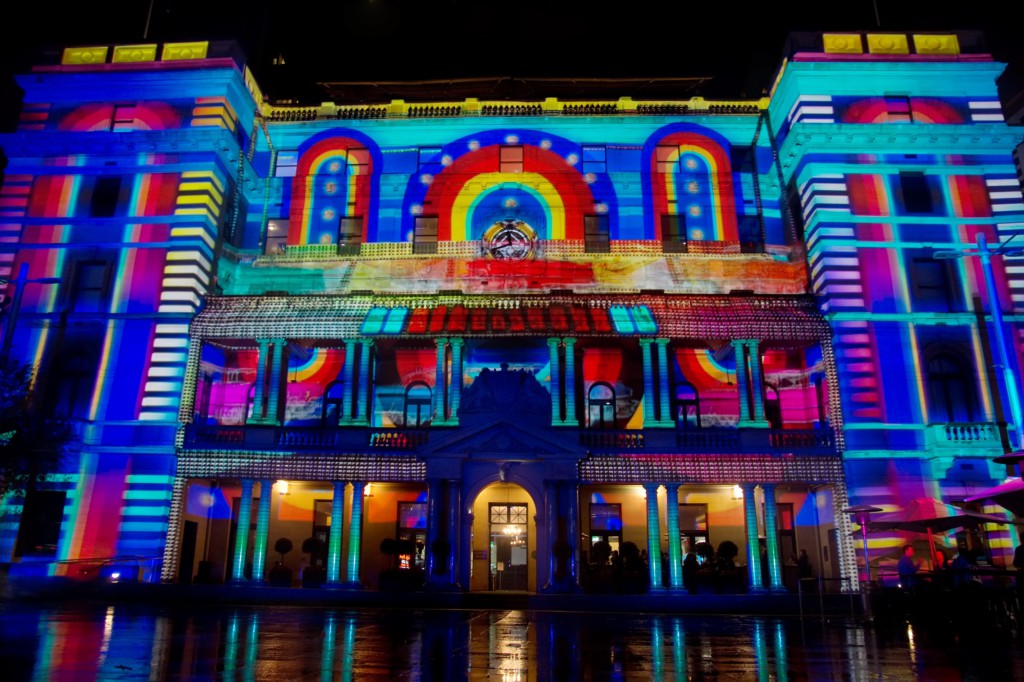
(587, 381, 618, 429)
(675, 380, 701, 430)
(404, 381, 433, 427)
(322, 380, 346, 425)
(926, 351, 977, 423)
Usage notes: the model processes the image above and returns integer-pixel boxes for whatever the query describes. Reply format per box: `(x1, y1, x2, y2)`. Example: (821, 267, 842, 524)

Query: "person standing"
(897, 545, 920, 590)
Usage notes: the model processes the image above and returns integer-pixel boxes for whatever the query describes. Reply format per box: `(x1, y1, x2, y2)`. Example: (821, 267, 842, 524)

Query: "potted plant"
(269, 537, 293, 587)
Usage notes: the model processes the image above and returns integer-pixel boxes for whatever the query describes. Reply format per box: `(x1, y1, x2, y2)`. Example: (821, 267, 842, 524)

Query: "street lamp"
(842, 504, 882, 622)
(935, 232, 1024, 452)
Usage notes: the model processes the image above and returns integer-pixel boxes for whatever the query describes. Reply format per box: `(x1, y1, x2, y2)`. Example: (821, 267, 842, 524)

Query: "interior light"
(276, 480, 288, 495)
(732, 485, 743, 499)
(364, 483, 372, 497)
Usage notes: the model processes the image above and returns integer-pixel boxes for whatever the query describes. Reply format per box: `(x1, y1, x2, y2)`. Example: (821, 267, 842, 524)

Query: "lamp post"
(0, 263, 62, 360)
(935, 232, 1024, 452)
(842, 504, 882, 623)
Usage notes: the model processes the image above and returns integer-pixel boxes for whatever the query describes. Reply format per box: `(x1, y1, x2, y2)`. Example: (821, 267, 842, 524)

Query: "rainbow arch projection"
(403, 130, 614, 243)
(287, 347, 346, 384)
(839, 97, 965, 124)
(58, 102, 182, 131)
(675, 348, 736, 390)
(287, 131, 380, 246)
(642, 125, 740, 242)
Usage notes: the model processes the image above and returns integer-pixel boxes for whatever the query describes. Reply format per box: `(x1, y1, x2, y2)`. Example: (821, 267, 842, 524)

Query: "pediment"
(419, 418, 586, 457)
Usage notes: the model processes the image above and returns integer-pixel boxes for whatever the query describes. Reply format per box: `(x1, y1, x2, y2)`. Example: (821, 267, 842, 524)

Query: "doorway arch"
(467, 481, 539, 592)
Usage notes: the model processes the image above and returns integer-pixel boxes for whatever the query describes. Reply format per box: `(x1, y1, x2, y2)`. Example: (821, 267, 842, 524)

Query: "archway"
(469, 482, 538, 592)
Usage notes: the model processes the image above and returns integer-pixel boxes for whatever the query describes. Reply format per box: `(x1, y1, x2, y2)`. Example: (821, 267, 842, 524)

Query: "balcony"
(925, 422, 1004, 452)
(183, 423, 837, 457)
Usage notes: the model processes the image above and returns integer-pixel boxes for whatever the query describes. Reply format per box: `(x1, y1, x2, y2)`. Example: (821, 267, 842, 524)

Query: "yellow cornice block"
(61, 46, 109, 65)
(823, 34, 863, 54)
(113, 44, 158, 63)
(867, 34, 909, 55)
(913, 34, 959, 55)
(162, 41, 209, 61)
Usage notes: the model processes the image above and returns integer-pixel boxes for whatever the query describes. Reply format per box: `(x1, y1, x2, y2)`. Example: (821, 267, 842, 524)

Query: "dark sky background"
(1, 0, 1022, 125)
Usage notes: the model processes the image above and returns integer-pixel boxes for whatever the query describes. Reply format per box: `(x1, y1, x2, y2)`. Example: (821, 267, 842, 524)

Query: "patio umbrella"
(866, 497, 1013, 568)
(964, 478, 1024, 517)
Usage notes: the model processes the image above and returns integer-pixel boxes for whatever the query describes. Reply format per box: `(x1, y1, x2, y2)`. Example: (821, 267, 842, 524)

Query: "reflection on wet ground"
(1, 602, 1022, 680)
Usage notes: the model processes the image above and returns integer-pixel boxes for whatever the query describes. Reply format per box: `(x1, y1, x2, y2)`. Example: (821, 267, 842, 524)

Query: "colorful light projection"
(196, 345, 258, 425)
(283, 348, 346, 426)
(286, 132, 378, 245)
(643, 125, 740, 242)
(836, 97, 966, 124)
(58, 102, 183, 131)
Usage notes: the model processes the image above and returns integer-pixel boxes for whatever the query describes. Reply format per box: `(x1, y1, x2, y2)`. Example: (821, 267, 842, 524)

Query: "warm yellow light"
(276, 480, 288, 495)
(364, 483, 372, 497)
(732, 485, 743, 499)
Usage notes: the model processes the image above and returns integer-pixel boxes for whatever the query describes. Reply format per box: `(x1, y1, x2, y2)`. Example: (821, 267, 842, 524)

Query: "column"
(639, 339, 657, 427)
(545, 481, 559, 589)
(747, 340, 768, 427)
(425, 478, 443, 579)
(448, 338, 464, 425)
(742, 483, 764, 591)
(664, 484, 683, 590)
(643, 483, 663, 589)
(264, 338, 287, 425)
(547, 338, 563, 424)
(563, 338, 579, 426)
(340, 339, 356, 424)
(231, 479, 255, 582)
(356, 340, 374, 425)
(431, 337, 448, 423)
(731, 339, 752, 425)
(459, 510, 474, 592)
(327, 481, 346, 584)
(251, 479, 273, 582)
(762, 484, 784, 591)
(247, 340, 271, 423)
(564, 482, 580, 588)
(446, 481, 461, 584)
(655, 338, 674, 426)
(345, 482, 365, 586)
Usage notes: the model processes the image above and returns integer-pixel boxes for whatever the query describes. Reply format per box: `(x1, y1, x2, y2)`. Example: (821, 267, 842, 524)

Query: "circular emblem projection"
(482, 219, 537, 261)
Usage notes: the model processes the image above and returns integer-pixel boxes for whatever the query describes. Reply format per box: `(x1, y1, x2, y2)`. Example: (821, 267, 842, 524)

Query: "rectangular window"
(661, 214, 688, 253)
(413, 216, 438, 254)
(589, 502, 622, 554)
(112, 105, 137, 132)
(582, 145, 607, 174)
(418, 147, 442, 170)
(910, 256, 956, 312)
(264, 219, 289, 255)
(337, 216, 363, 255)
(69, 260, 111, 313)
(90, 176, 122, 217)
(679, 503, 709, 559)
(656, 145, 678, 174)
(15, 490, 66, 557)
(500, 146, 523, 174)
(584, 214, 610, 253)
(899, 171, 934, 214)
(397, 501, 428, 570)
(884, 96, 912, 123)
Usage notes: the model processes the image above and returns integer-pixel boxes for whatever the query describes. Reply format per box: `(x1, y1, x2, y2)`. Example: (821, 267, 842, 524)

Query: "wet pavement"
(1, 601, 1022, 680)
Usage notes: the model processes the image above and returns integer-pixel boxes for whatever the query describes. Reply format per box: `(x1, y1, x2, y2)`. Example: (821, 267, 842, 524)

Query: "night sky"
(1, 0, 1022, 124)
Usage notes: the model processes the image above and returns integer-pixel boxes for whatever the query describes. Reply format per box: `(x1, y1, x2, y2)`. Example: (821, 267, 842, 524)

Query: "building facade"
(0, 31, 1021, 595)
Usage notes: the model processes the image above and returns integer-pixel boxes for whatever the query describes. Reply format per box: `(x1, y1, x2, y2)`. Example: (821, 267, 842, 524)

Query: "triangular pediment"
(420, 418, 587, 457)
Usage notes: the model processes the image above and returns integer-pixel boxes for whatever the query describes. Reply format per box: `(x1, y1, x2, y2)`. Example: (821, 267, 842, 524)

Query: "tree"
(0, 356, 74, 499)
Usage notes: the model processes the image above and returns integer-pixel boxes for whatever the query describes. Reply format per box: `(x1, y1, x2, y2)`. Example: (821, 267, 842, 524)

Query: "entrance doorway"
(488, 502, 529, 590)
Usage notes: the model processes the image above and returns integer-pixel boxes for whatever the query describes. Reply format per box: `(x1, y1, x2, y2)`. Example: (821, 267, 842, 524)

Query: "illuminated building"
(0, 31, 1021, 594)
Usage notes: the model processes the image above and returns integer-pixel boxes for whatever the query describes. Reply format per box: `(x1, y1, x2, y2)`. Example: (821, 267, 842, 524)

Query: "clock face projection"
(483, 219, 537, 261)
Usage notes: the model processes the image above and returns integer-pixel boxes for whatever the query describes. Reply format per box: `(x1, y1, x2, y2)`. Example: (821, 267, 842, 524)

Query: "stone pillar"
(656, 339, 674, 426)
(563, 338, 579, 426)
(425, 478, 443, 580)
(545, 481, 559, 589)
(356, 340, 374, 425)
(432, 337, 448, 423)
(564, 482, 580, 588)
(742, 483, 764, 591)
(327, 481, 346, 584)
(762, 484, 784, 591)
(459, 510, 474, 592)
(644, 483, 663, 589)
(547, 338, 562, 424)
(448, 338, 464, 425)
(640, 339, 657, 427)
(731, 339, 752, 425)
(340, 339, 356, 424)
(446, 481, 461, 584)
(247, 340, 271, 423)
(664, 484, 683, 590)
(345, 482, 365, 586)
(251, 479, 273, 582)
(264, 338, 286, 424)
(231, 479, 255, 582)
(747, 340, 768, 427)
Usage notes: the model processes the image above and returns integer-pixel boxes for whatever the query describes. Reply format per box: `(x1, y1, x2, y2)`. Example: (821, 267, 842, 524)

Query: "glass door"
(488, 503, 528, 590)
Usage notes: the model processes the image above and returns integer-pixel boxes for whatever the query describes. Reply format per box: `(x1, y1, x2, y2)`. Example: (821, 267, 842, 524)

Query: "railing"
(926, 422, 1003, 450)
(184, 424, 433, 452)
